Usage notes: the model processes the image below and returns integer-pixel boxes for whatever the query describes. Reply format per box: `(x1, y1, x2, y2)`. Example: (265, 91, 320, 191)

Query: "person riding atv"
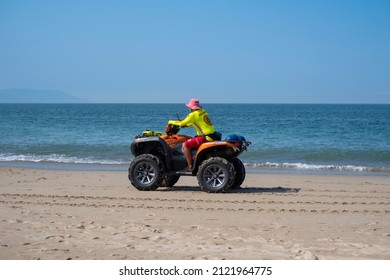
(128, 100, 251, 193)
(167, 99, 221, 171)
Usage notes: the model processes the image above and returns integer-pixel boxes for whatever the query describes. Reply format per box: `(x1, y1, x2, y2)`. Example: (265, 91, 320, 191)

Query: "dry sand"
(0, 167, 389, 260)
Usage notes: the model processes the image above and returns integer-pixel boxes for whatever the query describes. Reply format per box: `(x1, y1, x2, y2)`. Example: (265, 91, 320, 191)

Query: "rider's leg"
(182, 144, 193, 170)
(182, 136, 204, 170)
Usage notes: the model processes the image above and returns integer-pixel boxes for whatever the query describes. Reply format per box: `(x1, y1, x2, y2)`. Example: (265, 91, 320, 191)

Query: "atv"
(128, 125, 251, 193)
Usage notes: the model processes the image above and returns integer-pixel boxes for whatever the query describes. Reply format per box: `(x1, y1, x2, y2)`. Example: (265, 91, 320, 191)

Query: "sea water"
(0, 103, 389, 175)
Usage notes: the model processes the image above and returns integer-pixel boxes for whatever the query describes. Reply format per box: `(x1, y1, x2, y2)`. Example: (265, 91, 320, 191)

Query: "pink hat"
(186, 99, 202, 110)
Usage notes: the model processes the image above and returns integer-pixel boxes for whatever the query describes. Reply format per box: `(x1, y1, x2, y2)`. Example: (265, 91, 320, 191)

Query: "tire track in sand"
(1, 192, 389, 215)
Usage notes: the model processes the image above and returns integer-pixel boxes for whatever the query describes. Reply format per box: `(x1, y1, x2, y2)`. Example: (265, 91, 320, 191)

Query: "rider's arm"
(168, 112, 195, 127)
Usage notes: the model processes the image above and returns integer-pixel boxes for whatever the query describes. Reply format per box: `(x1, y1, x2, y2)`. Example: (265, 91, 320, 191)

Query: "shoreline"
(1, 167, 389, 260)
(1, 161, 389, 177)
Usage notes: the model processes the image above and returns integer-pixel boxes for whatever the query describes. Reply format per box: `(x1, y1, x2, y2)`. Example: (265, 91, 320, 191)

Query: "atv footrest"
(174, 170, 193, 176)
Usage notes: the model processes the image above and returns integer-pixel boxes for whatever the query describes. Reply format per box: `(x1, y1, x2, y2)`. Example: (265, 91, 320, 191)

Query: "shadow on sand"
(160, 186, 301, 194)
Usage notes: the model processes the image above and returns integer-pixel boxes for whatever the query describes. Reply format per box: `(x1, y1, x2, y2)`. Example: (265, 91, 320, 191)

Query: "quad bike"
(128, 125, 251, 193)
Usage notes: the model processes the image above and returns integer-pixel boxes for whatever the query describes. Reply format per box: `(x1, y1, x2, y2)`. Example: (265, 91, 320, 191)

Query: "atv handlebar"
(165, 124, 181, 136)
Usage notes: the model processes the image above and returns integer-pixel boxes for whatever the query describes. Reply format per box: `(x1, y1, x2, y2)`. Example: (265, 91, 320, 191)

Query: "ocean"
(0, 103, 389, 175)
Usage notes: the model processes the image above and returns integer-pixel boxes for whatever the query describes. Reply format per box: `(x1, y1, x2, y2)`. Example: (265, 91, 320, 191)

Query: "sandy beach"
(0, 167, 389, 260)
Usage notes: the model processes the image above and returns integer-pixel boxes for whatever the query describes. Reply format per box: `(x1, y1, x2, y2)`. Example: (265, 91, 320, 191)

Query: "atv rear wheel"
(197, 157, 235, 193)
(128, 154, 164, 191)
(231, 158, 246, 189)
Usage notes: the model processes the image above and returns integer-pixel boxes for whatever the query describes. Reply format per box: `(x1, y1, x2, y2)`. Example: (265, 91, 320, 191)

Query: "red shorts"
(183, 136, 206, 150)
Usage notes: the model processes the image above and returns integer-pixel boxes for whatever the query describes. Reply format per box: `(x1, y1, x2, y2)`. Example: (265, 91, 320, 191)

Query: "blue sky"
(1, 0, 389, 103)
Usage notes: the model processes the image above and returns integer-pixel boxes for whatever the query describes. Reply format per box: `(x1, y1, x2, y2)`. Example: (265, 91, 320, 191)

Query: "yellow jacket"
(168, 109, 215, 140)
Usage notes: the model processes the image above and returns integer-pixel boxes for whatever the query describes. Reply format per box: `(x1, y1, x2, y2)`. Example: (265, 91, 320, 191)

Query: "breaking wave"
(0, 153, 125, 165)
(245, 162, 390, 173)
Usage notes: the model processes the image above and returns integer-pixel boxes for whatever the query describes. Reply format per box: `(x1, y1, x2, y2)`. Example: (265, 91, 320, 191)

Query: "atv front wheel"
(128, 154, 164, 191)
(197, 157, 235, 193)
(159, 174, 180, 188)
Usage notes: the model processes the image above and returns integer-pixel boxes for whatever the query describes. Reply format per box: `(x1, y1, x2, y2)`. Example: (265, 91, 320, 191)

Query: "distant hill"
(0, 89, 88, 103)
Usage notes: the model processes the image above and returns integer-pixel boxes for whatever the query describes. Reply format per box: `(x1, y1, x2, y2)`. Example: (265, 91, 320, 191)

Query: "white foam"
(246, 162, 389, 173)
(0, 153, 123, 165)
